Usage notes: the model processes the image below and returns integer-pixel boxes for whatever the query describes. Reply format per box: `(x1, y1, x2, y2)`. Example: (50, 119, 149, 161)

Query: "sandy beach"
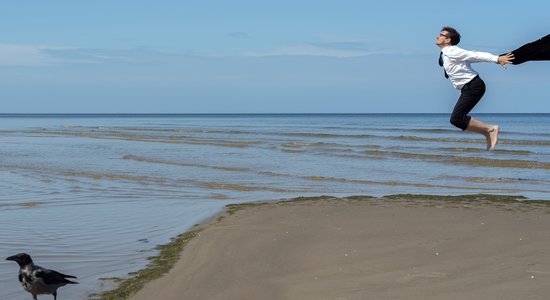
(128, 196, 550, 300)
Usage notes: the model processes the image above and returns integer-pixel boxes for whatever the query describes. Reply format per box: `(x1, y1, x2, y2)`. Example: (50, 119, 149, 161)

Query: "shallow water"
(1, 114, 549, 299)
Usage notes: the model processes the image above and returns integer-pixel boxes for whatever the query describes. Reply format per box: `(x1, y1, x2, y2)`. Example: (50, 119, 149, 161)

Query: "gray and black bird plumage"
(6, 253, 78, 300)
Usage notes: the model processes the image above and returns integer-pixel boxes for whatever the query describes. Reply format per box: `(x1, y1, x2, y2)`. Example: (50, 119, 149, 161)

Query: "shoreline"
(95, 194, 550, 300)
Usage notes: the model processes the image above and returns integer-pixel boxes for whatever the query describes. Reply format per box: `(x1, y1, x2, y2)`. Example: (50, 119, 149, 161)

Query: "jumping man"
(436, 26, 514, 150)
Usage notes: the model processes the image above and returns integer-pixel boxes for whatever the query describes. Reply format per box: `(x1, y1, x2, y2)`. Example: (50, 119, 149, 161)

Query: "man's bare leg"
(465, 117, 499, 150)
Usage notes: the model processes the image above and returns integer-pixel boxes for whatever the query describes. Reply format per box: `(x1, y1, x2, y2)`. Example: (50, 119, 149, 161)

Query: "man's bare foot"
(488, 125, 499, 150)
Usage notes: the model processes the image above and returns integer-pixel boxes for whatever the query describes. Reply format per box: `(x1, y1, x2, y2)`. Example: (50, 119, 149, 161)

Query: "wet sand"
(129, 196, 550, 300)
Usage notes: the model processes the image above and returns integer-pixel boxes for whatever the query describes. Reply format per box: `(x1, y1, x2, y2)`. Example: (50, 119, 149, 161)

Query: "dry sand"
(130, 197, 550, 300)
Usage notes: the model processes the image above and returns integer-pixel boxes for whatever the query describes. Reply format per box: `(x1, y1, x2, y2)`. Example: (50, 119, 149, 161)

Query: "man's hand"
(498, 52, 515, 69)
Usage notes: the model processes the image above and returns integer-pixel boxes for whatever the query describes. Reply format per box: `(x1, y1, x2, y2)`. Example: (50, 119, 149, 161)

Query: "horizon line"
(1, 112, 549, 116)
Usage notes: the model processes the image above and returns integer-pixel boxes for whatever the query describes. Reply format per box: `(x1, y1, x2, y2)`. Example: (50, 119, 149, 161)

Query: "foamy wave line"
(363, 150, 550, 169)
(22, 127, 550, 150)
(277, 132, 376, 139)
(438, 147, 533, 155)
(465, 177, 548, 184)
(3, 162, 547, 196)
(31, 124, 550, 139)
(256, 172, 548, 194)
(56, 158, 524, 193)
(300, 175, 505, 191)
(397, 135, 550, 146)
(122, 155, 250, 172)
(27, 129, 261, 148)
(98, 126, 235, 134)
(2, 163, 308, 193)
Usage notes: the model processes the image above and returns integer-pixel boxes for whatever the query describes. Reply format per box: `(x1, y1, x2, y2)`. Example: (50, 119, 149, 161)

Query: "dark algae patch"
(92, 229, 201, 300)
(381, 193, 528, 202)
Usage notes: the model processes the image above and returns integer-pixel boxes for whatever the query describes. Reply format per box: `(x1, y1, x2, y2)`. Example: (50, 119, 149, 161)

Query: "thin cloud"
(240, 35, 405, 58)
(0, 44, 118, 66)
(0, 44, 161, 66)
(0, 44, 76, 66)
(311, 41, 374, 51)
(49, 48, 144, 63)
(242, 44, 388, 58)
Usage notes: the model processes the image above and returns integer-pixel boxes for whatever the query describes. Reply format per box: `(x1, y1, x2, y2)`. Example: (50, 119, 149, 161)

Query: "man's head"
(436, 26, 460, 47)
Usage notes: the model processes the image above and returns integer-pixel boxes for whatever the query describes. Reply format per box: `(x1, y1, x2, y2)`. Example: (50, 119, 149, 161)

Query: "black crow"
(6, 253, 78, 300)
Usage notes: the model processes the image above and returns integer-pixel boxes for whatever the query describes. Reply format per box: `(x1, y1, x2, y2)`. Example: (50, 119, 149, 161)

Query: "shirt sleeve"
(446, 47, 498, 63)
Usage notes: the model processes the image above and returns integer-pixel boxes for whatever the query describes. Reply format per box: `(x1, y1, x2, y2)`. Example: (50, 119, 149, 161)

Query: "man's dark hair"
(442, 26, 461, 45)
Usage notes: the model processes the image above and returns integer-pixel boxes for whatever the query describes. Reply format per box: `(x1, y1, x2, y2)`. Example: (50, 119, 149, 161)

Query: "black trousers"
(505, 34, 550, 65)
(450, 76, 486, 131)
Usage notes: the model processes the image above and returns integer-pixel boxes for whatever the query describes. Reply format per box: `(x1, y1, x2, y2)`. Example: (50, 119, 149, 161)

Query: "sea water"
(0, 113, 549, 299)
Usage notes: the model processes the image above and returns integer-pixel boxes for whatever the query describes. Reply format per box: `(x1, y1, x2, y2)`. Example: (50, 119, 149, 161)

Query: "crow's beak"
(6, 255, 17, 261)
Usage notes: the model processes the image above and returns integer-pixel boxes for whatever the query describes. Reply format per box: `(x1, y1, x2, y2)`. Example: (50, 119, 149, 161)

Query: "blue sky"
(1, 0, 549, 113)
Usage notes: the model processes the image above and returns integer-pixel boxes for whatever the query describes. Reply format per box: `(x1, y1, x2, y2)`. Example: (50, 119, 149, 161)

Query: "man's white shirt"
(440, 45, 499, 90)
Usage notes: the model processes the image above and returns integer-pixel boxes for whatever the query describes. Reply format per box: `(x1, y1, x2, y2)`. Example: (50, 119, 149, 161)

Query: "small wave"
(281, 141, 337, 148)
(27, 129, 262, 148)
(258, 172, 480, 191)
(396, 135, 550, 146)
(186, 139, 260, 148)
(211, 193, 230, 200)
(466, 177, 544, 183)
(258, 171, 288, 178)
(102, 127, 232, 134)
(439, 147, 533, 155)
(0, 201, 46, 209)
(374, 128, 459, 134)
(363, 150, 550, 169)
(2, 163, 177, 187)
(199, 182, 303, 193)
(17, 201, 45, 208)
(396, 135, 482, 144)
(281, 149, 306, 153)
(122, 155, 250, 172)
(278, 132, 375, 139)
(9, 164, 303, 193)
(303, 175, 436, 188)
(492, 139, 550, 146)
(298, 175, 527, 192)
(61, 170, 168, 183)
(28, 129, 188, 143)
(315, 126, 460, 134)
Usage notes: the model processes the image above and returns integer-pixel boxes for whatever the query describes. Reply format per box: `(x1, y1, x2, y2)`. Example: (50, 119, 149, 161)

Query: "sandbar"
(129, 195, 550, 300)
